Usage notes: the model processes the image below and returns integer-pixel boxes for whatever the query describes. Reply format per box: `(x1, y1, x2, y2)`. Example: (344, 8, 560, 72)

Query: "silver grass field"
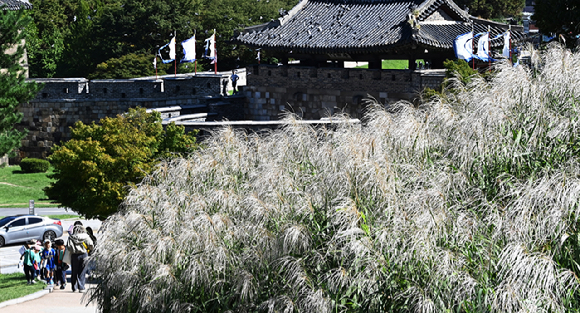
(89, 45, 580, 312)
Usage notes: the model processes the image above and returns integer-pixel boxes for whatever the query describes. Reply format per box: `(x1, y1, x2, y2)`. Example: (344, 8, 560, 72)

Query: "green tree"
(27, 0, 101, 78)
(454, 0, 524, 19)
(0, 8, 42, 157)
(533, 0, 580, 46)
(443, 59, 480, 85)
(89, 53, 166, 79)
(26, 0, 67, 78)
(88, 0, 204, 70)
(44, 108, 198, 220)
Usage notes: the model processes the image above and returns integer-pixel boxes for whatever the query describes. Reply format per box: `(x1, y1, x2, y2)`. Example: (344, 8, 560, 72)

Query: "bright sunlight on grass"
(355, 59, 418, 69)
(45, 214, 79, 220)
(0, 273, 44, 303)
(0, 166, 58, 208)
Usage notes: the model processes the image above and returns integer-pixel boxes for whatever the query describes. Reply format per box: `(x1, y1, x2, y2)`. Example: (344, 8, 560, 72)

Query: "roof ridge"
(416, 0, 470, 23)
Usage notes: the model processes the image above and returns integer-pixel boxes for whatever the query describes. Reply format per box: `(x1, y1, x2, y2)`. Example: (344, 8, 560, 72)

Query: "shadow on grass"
(10, 170, 49, 175)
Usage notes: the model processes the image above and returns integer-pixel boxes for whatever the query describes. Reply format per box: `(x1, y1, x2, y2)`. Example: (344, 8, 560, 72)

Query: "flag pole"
(194, 30, 197, 76)
(175, 31, 178, 77)
(214, 29, 217, 74)
(508, 25, 512, 64)
(488, 26, 491, 72)
(472, 23, 475, 70)
(155, 56, 158, 79)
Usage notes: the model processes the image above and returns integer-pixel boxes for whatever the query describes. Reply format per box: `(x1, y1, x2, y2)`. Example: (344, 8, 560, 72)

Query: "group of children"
(20, 238, 68, 288)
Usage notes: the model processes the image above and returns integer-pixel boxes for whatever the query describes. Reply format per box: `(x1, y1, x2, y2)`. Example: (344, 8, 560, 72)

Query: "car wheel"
(43, 230, 56, 242)
(0, 236, 4, 247)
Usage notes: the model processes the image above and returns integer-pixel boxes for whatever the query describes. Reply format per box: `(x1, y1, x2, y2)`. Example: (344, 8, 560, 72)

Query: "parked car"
(0, 215, 63, 247)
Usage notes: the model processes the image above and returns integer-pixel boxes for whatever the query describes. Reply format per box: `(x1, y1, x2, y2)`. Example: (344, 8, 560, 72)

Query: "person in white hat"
(41, 239, 57, 285)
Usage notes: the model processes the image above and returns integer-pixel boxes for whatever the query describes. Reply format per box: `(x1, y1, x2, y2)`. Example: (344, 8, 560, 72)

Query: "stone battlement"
(31, 73, 227, 101)
(15, 73, 235, 162)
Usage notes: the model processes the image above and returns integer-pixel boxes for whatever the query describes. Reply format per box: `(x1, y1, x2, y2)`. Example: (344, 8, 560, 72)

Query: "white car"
(0, 215, 64, 247)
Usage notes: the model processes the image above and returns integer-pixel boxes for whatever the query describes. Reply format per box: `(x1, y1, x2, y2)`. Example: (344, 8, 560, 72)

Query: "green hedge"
(19, 158, 49, 173)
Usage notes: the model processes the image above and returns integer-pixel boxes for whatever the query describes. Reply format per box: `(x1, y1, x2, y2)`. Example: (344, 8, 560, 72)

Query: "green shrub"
(45, 108, 199, 220)
(443, 58, 479, 85)
(19, 158, 49, 173)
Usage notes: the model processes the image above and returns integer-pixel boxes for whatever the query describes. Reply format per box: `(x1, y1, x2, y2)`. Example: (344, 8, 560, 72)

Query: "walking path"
(0, 284, 98, 313)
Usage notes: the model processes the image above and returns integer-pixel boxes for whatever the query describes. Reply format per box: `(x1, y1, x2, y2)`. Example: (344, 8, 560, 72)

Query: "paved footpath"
(0, 284, 98, 313)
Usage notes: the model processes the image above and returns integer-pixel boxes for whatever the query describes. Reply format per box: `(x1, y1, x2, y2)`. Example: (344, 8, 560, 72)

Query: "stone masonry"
(243, 65, 445, 120)
(15, 74, 231, 162)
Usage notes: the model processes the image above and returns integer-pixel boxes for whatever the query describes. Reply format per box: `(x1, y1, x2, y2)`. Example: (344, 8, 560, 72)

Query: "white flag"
(477, 33, 491, 61)
(454, 32, 474, 62)
(204, 32, 216, 60)
(158, 37, 176, 64)
(181, 35, 196, 62)
(502, 31, 511, 58)
(169, 36, 176, 60)
(153, 56, 157, 69)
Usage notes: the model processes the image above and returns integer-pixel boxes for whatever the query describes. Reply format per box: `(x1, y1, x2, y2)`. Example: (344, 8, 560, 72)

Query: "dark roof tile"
(232, 0, 525, 54)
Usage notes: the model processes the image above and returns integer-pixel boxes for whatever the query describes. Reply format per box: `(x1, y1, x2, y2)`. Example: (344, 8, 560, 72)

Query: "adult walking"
(230, 70, 239, 94)
(65, 225, 93, 293)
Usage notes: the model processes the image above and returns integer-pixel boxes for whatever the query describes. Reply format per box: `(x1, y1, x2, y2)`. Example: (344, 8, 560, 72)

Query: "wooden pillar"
(409, 58, 417, 71)
(369, 60, 381, 69)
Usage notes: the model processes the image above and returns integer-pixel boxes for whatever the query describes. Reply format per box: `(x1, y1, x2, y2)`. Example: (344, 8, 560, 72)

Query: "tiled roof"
(0, 0, 32, 10)
(233, 0, 525, 54)
(418, 20, 526, 49)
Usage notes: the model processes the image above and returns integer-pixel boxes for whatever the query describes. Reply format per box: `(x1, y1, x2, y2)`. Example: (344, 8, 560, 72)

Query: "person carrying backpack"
(65, 225, 93, 293)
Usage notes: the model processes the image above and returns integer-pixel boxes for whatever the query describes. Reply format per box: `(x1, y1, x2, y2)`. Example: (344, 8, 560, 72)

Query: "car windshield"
(0, 216, 17, 228)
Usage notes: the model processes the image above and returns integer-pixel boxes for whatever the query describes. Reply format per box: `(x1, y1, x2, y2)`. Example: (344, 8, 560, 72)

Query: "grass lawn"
(355, 59, 423, 69)
(0, 273, 45, 303)
(0, 214, 81, 219)
(44, 214, 78, 220)
(0, 166, 60, 208)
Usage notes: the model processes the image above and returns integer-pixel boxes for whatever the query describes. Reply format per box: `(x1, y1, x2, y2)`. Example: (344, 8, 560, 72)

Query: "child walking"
(20, 240, 41, 284)
(41, 239, 56, 285)
(54, 239, 68, 289)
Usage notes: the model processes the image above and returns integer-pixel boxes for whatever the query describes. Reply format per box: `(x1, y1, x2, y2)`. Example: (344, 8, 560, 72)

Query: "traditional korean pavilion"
(231, 0, 526, 121)
(233, 0, 525, 68)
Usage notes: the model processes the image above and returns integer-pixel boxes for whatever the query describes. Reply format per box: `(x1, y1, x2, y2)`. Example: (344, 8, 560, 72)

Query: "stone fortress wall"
(16, 74, 231, 161)
(14, 66, 444, 162)
(243, 65, 445, 120)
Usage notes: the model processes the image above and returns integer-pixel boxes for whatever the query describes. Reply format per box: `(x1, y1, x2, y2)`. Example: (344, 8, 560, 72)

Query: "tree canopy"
(454, 0, 524, 19)
(26, 0, 297, 78)
(0, 8, 42, 157)
(533, 0, 580, 45)
(44, 108, 198, 219)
